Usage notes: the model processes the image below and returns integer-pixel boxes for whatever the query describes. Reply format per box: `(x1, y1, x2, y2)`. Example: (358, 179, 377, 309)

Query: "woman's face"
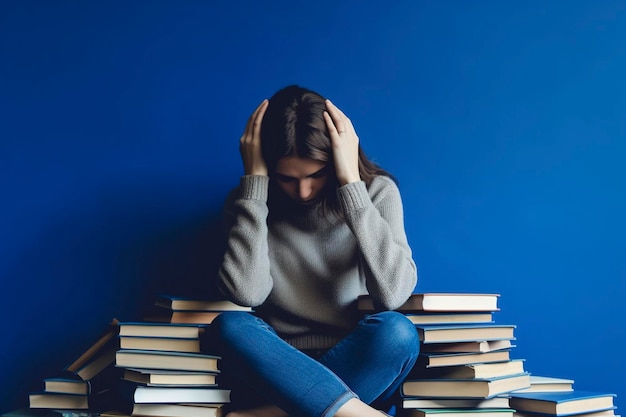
(273, 156, 330, 205)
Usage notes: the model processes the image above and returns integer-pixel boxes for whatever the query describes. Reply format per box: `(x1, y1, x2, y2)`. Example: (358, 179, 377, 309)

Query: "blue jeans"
(204, 311, 419, 417)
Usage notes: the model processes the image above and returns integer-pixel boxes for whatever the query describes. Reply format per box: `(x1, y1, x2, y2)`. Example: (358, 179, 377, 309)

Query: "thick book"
(421, 339, 514, 354)
(509, 391, 616, 416)
(401, 396, 510, 409)
(43, 378, 90, 395)
(512, 375, 574, 393)
(411, 359, 525, 380)
(358, 293, 500, 312)
(28, 393, 89, 410)
(131, 403, 223, 417)
(133, 386, 230, 404)
(416, 324, 515, 344)
(75, 348, 118, 381)
(118, 322, 207, 338)
(405, 312, 494, 326)
(115, 349, 219, 372)
(149, 310, 224, 324)
(401, 373, 531, 399)
(399, 409, 514, 417)
(119, 336, 201, 353)
(155, 295, 252, 312)
(64, 319, 120, 381)
(415, 349, 511, 368)
(123, 368, 218, 386)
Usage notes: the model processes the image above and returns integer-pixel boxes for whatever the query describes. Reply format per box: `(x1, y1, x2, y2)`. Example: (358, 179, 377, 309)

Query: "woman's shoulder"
(367, 174, 400, 196)
(364, 175, 403, 207)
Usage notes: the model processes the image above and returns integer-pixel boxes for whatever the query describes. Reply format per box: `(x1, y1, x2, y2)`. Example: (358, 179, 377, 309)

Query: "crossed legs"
(205, 311, 419, 417)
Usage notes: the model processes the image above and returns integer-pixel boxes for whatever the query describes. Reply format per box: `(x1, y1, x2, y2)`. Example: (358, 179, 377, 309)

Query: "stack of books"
(360, 293, 621, 417)
(508, 372, 618, 417)
(115, 321, 228, 416)
(111, 295, 254, 417)
(27, 319, 122, 412)
(18, 295, 254, 416)
(360, 293, 528, 417)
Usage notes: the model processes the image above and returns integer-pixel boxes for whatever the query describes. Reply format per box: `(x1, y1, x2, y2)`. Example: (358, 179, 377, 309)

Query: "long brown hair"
(261, 85, 395, 214)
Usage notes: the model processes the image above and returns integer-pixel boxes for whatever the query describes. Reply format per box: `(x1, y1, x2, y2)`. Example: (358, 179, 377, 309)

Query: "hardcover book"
(115, 349, 220, 372)
(122, 368, 218, 386)
(43, 378, 90, 395)
(28, 393, 89, 410)
(415, 324, 515, 344)
(401, 396, 511, 409)
(118, 322, 207, 338)
(415, 349, 511, 368)
(119, 336, 201, 353)
(155, 295, 252, 312)
(401, 373, 531, 399)
(405, 312, 494, 326)
(149, 310, 224, 324)
(411, 359, 525, 379)
(512, 375, 574, 393)
(509, 390, 616, 416)
(131, 403, 223, 417)
(421, 339, 513, 354)
(358, 293, 500, 312)
(399, 409, 514, 417)
(133, 386, 230, 404)
(64, 319, 120, 381)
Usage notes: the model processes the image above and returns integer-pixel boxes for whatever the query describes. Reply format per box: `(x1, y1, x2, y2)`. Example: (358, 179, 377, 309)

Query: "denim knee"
(212, 311, 256, 337)
(365, 311, 420, 360)
(204, 311, 265, 355)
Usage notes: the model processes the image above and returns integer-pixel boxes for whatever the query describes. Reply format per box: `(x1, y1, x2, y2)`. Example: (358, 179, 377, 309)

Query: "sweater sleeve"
(217, 175, 273, 307)
(337, 177, 417, 310)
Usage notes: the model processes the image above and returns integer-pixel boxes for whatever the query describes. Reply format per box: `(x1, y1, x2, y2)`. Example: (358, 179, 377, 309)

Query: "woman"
(206, 85, 419, 417)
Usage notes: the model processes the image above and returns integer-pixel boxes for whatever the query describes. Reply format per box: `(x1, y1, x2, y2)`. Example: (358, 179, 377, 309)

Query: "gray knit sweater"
(217, 174, 417, 350)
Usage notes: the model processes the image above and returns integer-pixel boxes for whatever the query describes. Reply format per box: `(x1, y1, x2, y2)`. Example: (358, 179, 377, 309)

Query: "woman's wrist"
(240, 175, 270, 201)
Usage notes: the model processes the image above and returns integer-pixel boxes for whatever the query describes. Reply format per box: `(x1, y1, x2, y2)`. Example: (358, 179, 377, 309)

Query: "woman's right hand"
(240, 99, 269, 176)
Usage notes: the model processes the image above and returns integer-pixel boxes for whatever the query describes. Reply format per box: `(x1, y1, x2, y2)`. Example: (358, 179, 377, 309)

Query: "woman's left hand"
(324, 99, 361, 185)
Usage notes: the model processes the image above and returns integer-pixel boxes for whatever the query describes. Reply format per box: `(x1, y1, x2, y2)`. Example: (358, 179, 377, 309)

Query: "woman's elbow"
(217, 278, 271, 308)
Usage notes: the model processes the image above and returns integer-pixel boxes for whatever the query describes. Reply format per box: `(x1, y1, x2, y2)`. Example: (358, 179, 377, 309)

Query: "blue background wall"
(1, 1, 625, 413)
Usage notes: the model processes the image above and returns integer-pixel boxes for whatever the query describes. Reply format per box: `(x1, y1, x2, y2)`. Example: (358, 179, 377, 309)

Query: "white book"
(512, 375, 574, 393)
(133, 387, 230, 404)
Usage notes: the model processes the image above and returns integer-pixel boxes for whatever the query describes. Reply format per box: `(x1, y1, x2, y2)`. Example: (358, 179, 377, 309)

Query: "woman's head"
(261, 85, 330, 173)
(261, 85, 333, 206)
(261, 85, 394, 210)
